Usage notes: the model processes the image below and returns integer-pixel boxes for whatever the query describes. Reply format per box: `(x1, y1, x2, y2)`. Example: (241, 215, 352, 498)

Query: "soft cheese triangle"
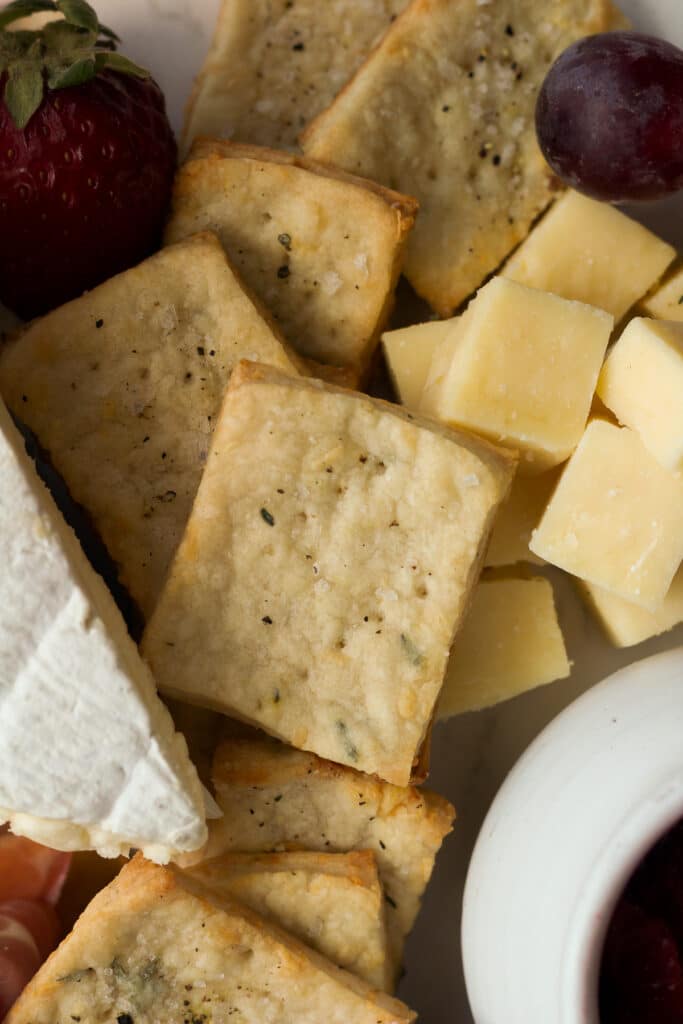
(0, 397, 207, 861)
(6, 855, 415, 1024)
(302, 0, 624, 314)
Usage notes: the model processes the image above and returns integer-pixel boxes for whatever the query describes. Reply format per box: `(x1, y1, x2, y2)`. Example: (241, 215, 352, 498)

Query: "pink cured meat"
(0, 909, 42, 1019)
(0, 830, 71, 1018)
(0, 831, 71, 905)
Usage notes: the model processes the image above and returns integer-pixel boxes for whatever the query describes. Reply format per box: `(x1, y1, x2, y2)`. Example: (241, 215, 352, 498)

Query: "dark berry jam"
(600, 819, 683, 1023)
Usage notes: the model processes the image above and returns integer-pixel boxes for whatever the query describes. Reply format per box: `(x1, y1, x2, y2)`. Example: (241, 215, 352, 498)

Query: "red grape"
(536, 32, 683, 202)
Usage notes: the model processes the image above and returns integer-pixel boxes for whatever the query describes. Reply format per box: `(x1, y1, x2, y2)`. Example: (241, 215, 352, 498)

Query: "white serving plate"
(87, 2, 683, 1019)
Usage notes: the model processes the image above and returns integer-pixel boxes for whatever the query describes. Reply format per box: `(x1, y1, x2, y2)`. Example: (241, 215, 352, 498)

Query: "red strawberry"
(0, 0, 176, 319)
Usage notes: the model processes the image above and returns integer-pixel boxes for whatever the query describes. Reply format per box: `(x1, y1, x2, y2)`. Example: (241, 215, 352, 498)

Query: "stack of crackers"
(2, 1, 626, 1020)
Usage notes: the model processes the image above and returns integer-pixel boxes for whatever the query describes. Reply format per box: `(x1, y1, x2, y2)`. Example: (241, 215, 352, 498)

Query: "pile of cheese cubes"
(383, 190, 683, 718)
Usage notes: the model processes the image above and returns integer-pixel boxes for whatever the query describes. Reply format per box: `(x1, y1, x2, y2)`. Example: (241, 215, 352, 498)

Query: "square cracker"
(167, 140, 417, 372)
(7, 855, 415, 1024)
(142, 361, 515, 785)
(186, 734, 455, 978)
(182, 0, 408, 153)
(0, 233, 301, 621)
(302, 0, 624, 315)
(186, 850, 391, 991)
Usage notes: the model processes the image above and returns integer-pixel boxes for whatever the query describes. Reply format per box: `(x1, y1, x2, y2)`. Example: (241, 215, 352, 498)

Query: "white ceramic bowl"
(462, 646, 683, 1024)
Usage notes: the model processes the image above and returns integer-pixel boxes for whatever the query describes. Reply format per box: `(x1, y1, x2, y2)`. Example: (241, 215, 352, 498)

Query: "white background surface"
(93, 1, 683, 1019)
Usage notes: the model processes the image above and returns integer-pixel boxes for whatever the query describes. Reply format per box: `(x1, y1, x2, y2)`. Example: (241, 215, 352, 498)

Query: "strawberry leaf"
(0, 1, 56, 30)
(97, 23, 119, 43)
(4, 60, 44, 128)
(47, 54, 94, 88)
(55, 0, 97, 34)
(95, 50, 149, 79)
(43, 18, 95, 55)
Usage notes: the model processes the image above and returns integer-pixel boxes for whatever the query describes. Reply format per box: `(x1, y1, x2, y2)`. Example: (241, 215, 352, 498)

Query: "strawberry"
(0, 0, 176, 319)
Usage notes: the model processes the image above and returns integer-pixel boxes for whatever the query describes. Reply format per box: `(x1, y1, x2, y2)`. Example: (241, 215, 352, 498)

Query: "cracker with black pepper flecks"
(6, 855, 415, 1024)
(142, 361, 515, 785)
(302, 0, 626, 315)
(0, 233, 301, 620)
(167, 140, 417, 375)
(182, 0, 409, 153)
(183, 734, 454, 982)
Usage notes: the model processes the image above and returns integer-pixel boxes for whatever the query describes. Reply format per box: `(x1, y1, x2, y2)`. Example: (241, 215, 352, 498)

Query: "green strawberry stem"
(0, 0, 149, 128)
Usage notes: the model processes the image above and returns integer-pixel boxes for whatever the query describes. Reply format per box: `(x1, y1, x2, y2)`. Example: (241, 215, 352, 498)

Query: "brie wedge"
(0, 396, 207, 861)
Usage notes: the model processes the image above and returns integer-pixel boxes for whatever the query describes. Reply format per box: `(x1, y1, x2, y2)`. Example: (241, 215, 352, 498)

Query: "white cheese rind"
(0, 398, 207, 860)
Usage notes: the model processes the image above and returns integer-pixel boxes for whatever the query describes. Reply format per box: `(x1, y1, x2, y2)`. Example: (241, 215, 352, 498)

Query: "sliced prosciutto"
(0, 829, 70, 1018)
(0, 832, 71, 905)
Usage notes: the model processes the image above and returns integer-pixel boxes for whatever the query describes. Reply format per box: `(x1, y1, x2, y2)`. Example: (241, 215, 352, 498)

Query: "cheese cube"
(597, 318, 683, 471)
(485, 470, 559, 567)
(578, 568, 683, 648)
(143, 361, 515, 787)
(382, 318, 456, 408)
(530, 420, 683, 610)
(641, 262, 683, 322)
(503, 191, 675, 320)
(437, 576, 569, 718)
(420, 277, 613, 471)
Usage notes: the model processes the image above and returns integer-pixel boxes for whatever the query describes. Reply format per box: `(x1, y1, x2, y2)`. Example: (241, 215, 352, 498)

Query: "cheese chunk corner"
(382, 318, 456, 408)
(503, 190, 675, 319)
(579, 568, 683, 648)
(530, 419, 683, 610)
(438, 575, 569, 718)
(420, 276, 613, 471)
(641, 261, 683, 322)
(597, 317, 683, 471)
(484, 469, 560, 567)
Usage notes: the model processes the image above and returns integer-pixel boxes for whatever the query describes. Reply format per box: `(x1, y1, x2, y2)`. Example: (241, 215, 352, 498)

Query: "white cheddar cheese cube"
(579, 568, 683, 648)
(641, 262, 683, 322)
(530, 420, 683, 610)
(420, 277, 613, 471)
(503, 191, 675, 320)
(597, 318, 683, 471)
(382, 319, 455, 409)
(0, 396, 206, 861)
(438, 576, 569, 718)
(485, 470, 559, 567)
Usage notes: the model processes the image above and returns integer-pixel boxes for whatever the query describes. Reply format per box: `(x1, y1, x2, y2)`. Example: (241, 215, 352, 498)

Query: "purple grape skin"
(536, 32, 683, 202)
